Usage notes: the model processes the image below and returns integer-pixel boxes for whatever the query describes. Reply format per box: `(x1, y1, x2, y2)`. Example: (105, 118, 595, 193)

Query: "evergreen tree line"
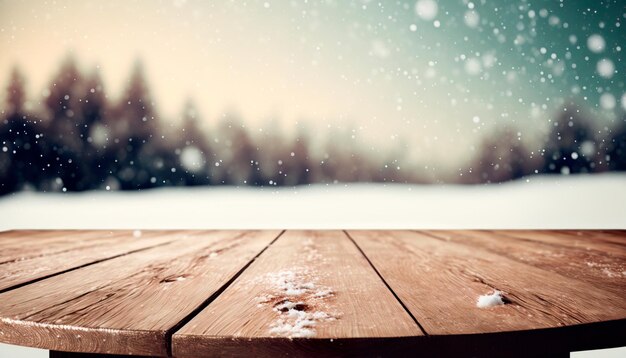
(464, 104, 626, 184)
(0, 57, 625, 195)
(0, 57, 422, 195)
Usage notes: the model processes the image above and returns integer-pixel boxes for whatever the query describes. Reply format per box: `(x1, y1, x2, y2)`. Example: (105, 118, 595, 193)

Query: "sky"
(0, 0, 624, 169)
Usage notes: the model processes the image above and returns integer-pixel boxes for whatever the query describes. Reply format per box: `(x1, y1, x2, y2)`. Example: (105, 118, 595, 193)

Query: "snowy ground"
(1, 173, 625, 231)
(1, 173, 625, 357)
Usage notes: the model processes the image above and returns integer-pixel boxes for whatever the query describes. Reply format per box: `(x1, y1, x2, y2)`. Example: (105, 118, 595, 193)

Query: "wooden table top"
(0, 230, 624, 357)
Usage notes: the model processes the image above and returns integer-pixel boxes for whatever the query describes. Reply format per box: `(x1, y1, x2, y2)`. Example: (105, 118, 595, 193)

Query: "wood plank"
(0, 230, 191, 292)
(0, 230, 163, 264)
(0, 230, 107, 262)
(348, 230, 626, 336)
(172, 230, 422, 357)
(0, 230, 280, 356)
(425, 230, 626, 297)
(567, 230, 626, 247)
(0, 230, 65, 241)
(495, 230, 626, 258)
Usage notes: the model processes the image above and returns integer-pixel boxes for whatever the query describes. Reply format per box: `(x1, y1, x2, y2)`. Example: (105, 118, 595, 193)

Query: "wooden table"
(0, 230, 624, 357)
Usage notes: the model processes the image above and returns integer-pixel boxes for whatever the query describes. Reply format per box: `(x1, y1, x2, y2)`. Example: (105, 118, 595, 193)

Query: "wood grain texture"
(0, 230, 280, 356)
(0, 230, 111, 263)
(0, 230, 188, 292)
(172, 230, 422, 358)
(1, 230, 625, 357)
(347, 230, 626, 336)
(425, 230, 626, 297)
(496, 230, 626, 258)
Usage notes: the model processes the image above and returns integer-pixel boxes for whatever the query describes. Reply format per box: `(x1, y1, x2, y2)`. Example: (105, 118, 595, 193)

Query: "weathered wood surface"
(0, 230, 131, 264)
(0, 230, 188, 292)
(172, 230, 423, 357)
(0, 230, 624, 357)
(495, 230, 626, 257)
(348, 230, 626, 335)
(0, 230, 280, 356)
(424, 230, 626, 297)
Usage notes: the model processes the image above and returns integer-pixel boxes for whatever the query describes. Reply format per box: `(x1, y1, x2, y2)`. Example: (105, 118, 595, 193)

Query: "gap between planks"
(0, 229, 424, 348)
(352, 230, 626, 335)
(0, 230, 282, 356)
(343, 229, 429, 337)
(172, 230, 424, 357)
(0, 240, 173, 295)
(162, 230, 285, 356)
(166, 229, 426, 355)
(0, 230, 194, 293)
(0, 230, 287, 356)
(4, 230, 623, 356)
(61, 230, 420, 355)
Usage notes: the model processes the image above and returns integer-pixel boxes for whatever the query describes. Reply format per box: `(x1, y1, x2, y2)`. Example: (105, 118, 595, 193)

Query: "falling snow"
(464, 10, 480, 28)
(0, 0, 625, 192)
(600, 93, 616, 110)
(179, 146, 205, 172)
(587, 34, 606, 54)
(596, 58, 615, 79)
(415, 0, 438, 21)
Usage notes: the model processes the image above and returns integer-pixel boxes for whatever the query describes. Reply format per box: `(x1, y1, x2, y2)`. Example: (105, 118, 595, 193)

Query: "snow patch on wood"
(477, 290, 506, 308)
(255, 239, 339, 338)
(256, 268, 339, 338)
